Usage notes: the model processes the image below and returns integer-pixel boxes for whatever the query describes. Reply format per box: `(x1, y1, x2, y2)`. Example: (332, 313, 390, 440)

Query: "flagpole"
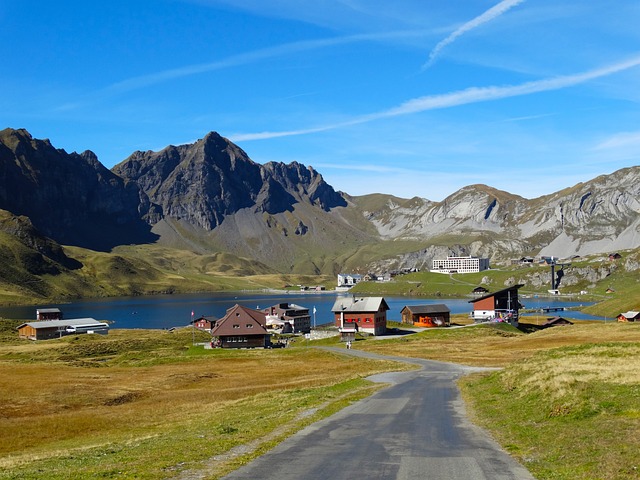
(191, 310, 195, 346)
(313, 306, 316, 329)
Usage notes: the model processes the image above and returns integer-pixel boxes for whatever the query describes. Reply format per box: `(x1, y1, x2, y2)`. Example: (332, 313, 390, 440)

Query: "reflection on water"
(0, 291, 605, 329)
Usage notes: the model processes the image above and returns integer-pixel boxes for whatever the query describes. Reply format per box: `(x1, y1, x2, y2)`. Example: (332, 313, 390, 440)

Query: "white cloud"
(231, 54, 640, 141)
(422, 0, 527, 70)
(594, 131, 640, 151)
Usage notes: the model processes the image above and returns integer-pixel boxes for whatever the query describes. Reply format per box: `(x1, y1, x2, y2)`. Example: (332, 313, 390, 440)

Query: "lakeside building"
(337, 273, 362, 290)
(400, 304, 450, 328)
(468, 285, 524, 326)
(263, 303, 311, 333)
(36, 308, 63, 320)
(331, 296, 389, 338)
(211, 304, 270, 349)
(17, 318, 109, 340)
(431, 256, 489, 274)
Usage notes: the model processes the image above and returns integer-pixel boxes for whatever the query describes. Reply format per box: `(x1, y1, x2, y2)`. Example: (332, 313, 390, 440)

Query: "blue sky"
(2, 0, 639, 200)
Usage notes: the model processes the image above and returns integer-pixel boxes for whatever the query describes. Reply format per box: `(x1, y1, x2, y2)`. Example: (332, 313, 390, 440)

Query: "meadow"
(1, 318, 639, 479)
(0, 327, 408, 479)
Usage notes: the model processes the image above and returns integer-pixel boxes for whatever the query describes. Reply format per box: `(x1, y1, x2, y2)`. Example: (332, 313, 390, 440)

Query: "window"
(246, 324, 253, 328)
(233, 324, 240, 329)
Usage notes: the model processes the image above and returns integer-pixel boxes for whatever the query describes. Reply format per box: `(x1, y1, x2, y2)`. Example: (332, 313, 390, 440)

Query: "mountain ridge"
(1, 127, 638, 277)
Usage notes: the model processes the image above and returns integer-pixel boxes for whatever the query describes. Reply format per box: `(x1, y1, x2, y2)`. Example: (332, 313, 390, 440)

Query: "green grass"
(460, 342, 640, 479)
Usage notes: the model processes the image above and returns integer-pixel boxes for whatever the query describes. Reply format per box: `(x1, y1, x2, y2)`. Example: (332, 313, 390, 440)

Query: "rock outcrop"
(0, 128, 157, 251)
(112, 132, 346, 231)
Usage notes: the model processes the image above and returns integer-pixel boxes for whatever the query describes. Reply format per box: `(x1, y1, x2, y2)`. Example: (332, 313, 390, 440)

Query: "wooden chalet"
(211, 304, 271, 349)
(192, 315, 218, 331)
(468, 284, 524, 326)
(617, 311, 640, 322)
(400, 304, 450, 327)
(541, 317, 574, 328)
(263, 303, 311, 333)
(17, 318, 109, 340)
(332, 296, 389, 338)
(36, 308, 63, 321)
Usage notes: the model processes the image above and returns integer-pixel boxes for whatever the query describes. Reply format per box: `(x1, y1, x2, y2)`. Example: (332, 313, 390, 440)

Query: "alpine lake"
(0, 291, 607, 329)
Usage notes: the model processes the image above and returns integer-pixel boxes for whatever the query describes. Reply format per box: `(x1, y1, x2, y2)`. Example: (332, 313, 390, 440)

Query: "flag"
(313, 307, 317, 314)
(191, 310, 194, 317)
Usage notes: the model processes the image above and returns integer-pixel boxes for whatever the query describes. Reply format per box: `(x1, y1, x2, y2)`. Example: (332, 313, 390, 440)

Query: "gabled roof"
(211, 305, 269, 336)
(193, 315, 218, 323)
(331, 296, 389, 313)
(619, 311, 640, 319)
(401, 304, 450, 315)
(17, 318, 105, 329)
(542, 317, 573, 327)
(468, 284, 524, 304)
(36, 308, 62, 313)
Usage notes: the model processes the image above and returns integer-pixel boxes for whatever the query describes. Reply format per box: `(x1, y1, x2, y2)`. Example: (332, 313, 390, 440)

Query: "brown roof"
(401, 304, 450, 315)
(468, 284, 524, 304)
(211, 305, 269, 337)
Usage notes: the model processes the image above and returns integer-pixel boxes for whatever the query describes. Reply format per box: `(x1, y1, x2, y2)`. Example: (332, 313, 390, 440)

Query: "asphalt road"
(223, 347, 535, 480)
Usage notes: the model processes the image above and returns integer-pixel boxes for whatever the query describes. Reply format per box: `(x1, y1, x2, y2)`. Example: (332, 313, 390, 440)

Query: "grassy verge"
(460, 342, 640, 479)
(0, 329, 407, 479)
(349, 321, 640, 479)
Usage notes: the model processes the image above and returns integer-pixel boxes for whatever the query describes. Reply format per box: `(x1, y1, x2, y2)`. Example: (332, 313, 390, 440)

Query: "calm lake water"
(0, 291, 607, 329)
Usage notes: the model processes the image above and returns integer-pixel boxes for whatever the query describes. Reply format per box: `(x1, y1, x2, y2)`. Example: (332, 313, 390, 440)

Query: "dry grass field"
(2, 320, 640, 479)
(355, 321, 640, 479)
(357, 320, 640, 367)
(0, 328, 407, 479)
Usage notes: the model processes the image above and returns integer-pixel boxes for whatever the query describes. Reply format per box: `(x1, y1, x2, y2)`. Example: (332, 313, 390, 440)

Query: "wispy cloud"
(103, 30, 430, 96)
(421, 0, 526, 71)
(231, 54, 640, 142)
(53, 29, 432, 112)
(594, 130, 640, 150)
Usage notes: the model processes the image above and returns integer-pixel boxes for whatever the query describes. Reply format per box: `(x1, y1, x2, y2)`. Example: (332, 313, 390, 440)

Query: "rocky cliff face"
(356, 167, 640, 266)
(112, 132, 346, 232)
(0, 128, 157, 250)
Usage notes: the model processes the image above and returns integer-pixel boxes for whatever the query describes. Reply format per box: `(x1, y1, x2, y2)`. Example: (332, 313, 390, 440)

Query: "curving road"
(223, 347, 534, 480)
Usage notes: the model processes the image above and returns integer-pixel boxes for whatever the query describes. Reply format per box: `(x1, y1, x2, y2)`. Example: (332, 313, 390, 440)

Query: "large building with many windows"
(431, 256, 489, 274)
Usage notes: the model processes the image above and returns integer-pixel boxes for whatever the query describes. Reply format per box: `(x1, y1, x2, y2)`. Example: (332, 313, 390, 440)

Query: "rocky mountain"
(0, 128, 157, 251)
(110, 132, 372, 273)
(354, 168, 640, 271)
(0, 128, 638, 276)
(111, 132, 346, 231)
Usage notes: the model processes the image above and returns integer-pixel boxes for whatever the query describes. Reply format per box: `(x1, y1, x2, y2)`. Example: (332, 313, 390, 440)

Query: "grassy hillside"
(351, 249, 640, 318)
(0, 239, 335, 305)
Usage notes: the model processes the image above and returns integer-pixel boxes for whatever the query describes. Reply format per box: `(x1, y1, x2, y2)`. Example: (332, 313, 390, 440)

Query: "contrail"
(422, 0, 526, 71)
(55, 29, 433, 112)
(231, 54, 640, 141)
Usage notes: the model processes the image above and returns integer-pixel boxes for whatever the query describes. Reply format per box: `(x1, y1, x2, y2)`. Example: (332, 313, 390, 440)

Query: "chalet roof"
(211, 305, 269, 337)
(619, 311, 640, 319)
(401, 304, 450, 315)
(331, 296, 389, 313)
(193, 315, 218, 323)
(36, 308, 62, 313)
(468, 284, 525, 304)
(17, 318, 106, 330)
(542, 317, 573, 327)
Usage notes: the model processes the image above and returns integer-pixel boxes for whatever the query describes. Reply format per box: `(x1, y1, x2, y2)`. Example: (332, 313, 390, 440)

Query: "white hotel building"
(431, 256, 490, 274)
